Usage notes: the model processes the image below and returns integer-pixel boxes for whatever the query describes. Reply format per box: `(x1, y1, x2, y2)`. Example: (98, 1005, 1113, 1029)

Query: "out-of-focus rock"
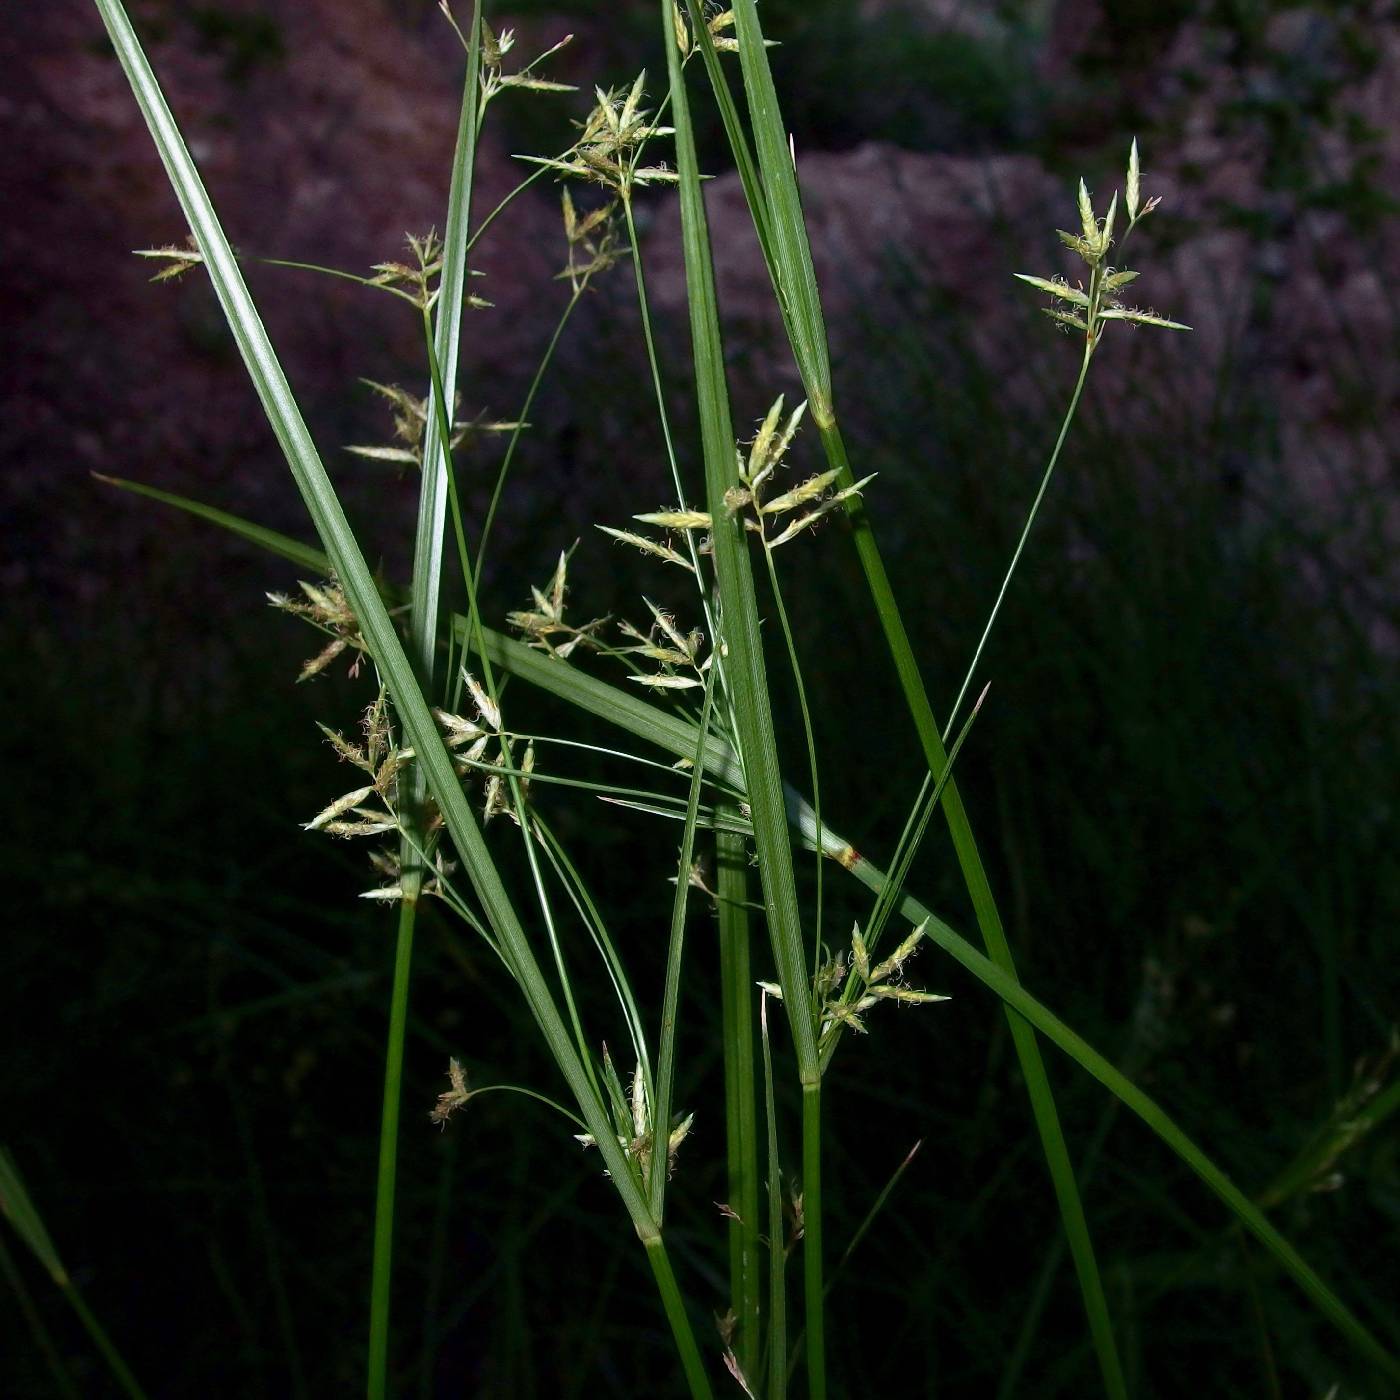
(2, 0, 571, 606)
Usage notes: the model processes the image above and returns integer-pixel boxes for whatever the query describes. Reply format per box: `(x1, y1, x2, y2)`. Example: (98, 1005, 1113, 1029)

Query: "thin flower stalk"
(947, 143, 1187, 738)
(370, 8, 484, 1395)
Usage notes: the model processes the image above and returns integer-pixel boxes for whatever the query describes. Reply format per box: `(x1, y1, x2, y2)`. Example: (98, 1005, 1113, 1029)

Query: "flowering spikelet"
(1017, 142, 1188, 348)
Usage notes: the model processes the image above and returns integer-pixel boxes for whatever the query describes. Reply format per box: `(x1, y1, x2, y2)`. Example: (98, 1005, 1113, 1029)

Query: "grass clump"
(10, 0, 1390, 1394)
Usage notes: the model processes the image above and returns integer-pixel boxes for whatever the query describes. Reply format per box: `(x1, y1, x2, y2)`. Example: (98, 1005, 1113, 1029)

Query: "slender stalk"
(534, 816, 654, 1087)
(834, 1140, 921, 1285)
(0, 1151, 148, 1400)
(717, 810, 761, 1378)
(473, 283, 585, 591)
(367, 895, 418, 1398)
(800, 1084, 826, 1398)
(371, 10, 483, 1391)
(819, 419, 1126, 1398)
(1000, 1066, 1134, 1399)
(622, 193, 718, 644)
(760, 996, 787, 1400)
(420, 301, 606, 1106)
(942, 337, 1094, 741)
(648, 673, 716, 1214)
(465, 161, 553, 254)
(645, 1237, 717, 1400)
(758, 538, 824, 979)
(817, 692, 987, 1073)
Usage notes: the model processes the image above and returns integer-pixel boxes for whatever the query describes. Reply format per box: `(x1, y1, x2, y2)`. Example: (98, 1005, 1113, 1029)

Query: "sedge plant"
(63, 0, 1400, 1395)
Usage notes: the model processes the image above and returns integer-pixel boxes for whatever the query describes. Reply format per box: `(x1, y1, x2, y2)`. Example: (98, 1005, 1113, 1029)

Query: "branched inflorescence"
(1016, 141, 1189, 350)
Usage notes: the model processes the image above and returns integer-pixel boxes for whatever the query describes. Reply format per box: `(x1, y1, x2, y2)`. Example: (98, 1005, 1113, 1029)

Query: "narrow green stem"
(761, 997, 787, 1400)
(816, 417, 1126, 1397)
(817, 695, 986, 1073)
(760, 540, 824, 978)
(259, 257, 416, 303)
(473, 285, 585, 591)
(717, 811, 761, 1378)
(425, 295, 612, 1114)
(1000, 1067, 1132, 1400)
(942, 338, 1095, 741)
(801, 1083, 826, 1400)
(623, 195, 717, 644)
(648, 673, 717, 1214)
(465, 161, 553, 254)
(456, 1083, 586, 1129)
(370, 13, 482, 1379)
(534, 815, 654, 1088)
(368, 894, 419, 1400)
(644, 1236, 717, 1400)
(63, 1284, 149, 1400)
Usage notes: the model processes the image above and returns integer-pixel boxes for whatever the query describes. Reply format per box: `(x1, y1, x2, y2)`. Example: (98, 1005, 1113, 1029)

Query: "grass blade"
(410, 2, 482, 674)
(697, 1, 1121, 1384)
(647, 672, 717, 1214)
(90, 5, 712, 1389)
(679, 3, 775, 284)
(724, 0, 831, 426)
(370, 11, 484, 1394)
(662, 6, 817, 1078)
(93, 474, 327, 574)
(718, 807, 762, 1379)
(664, 16, 827, 1388)
(89, 0, 630, 1208)
(760, 994, 787, 1400)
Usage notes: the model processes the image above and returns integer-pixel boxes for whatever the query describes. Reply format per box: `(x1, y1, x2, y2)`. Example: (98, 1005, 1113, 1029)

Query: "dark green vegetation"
(5, 1, 1399, 1396)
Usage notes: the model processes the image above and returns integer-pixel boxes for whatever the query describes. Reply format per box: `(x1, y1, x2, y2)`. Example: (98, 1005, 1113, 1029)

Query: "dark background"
(4, 0, 1400, 1394)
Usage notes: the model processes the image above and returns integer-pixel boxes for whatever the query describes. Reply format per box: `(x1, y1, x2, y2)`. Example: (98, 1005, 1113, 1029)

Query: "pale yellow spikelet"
(628, 673, 704, 690)
(760, 468, 842, 515)
(303, 786, 376, 831)
(596, 525, 697, 573)
(463, 672, 502, 732)
(748, 396, 786, 479)
(633, 508, 712, 530)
